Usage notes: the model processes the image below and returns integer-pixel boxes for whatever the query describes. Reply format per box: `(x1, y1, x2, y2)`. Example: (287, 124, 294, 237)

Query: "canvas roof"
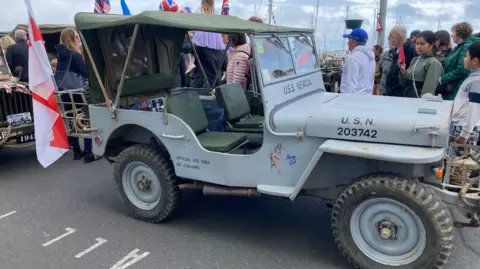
(74, 11, 312, 34)
(9, 24, 74, 36)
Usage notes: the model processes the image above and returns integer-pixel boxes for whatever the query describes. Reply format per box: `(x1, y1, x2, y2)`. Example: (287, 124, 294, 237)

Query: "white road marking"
(110, 248, 150, 269)
(0, 211, 16, 219)
(75, 237, 108, 258)
(42, 227, 76, 247)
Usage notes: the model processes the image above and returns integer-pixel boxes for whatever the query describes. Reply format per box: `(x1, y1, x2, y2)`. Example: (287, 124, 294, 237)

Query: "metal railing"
(54, 88, 94, 138)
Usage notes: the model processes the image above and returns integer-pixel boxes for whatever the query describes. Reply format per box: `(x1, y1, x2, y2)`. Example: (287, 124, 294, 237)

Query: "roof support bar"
(186, 33, 210, 88)
(113, 24, 140, 117)
(213, 36, 231, 86)
(79, 30, 113, 112)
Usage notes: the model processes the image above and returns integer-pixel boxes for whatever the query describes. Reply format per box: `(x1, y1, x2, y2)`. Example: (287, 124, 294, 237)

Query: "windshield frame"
(251, 32, 320, 86)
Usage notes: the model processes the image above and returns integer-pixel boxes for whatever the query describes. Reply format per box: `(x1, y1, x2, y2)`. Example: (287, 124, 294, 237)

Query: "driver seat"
(214, 83, 264, 133)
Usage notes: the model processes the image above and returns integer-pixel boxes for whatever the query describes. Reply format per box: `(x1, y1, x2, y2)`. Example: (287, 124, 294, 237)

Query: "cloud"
(1, 0, 479, 51)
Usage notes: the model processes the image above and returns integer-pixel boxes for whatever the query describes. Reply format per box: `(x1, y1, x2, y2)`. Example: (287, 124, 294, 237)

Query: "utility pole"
(268, 0, 273, 25)
(377, 0, 387, 47)
(438, 0, 443, 30)
(323, 34, 327, 53)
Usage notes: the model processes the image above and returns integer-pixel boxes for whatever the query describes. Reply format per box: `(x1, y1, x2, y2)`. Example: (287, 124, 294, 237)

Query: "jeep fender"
(88, 106, 198, 158)
(288, 139, 446, 200)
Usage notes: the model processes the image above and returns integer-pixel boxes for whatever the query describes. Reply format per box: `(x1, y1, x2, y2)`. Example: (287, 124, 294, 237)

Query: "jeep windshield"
(254, 34, 319, 84)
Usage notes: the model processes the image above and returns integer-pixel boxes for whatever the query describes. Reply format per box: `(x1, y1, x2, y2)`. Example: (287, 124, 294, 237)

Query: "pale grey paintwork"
(88, 34, 452, 199)
(87, 32, 480, 255)
(88, 68, 450, 202)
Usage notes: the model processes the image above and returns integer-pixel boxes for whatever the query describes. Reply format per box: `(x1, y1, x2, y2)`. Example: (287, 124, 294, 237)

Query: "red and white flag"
(24, 0, 69, 168)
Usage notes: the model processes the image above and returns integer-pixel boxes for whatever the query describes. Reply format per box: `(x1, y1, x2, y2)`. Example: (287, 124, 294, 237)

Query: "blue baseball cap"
(343, 28, 368, 43)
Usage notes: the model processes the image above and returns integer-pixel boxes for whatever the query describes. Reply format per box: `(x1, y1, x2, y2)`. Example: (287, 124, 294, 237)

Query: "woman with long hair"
(0, 35, 15, 54)
(54, 27, 94, 163)
(399, 30, 443, 98)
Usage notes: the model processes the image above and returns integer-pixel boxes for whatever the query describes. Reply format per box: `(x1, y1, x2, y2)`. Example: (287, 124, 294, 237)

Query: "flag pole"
(268, 0, 272, 25)
(377, 0, 387, 46)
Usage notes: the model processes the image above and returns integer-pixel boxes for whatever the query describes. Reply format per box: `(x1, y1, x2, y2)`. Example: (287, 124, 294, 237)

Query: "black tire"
(331, 173, 454, 269)
(113, 144, 180, 223)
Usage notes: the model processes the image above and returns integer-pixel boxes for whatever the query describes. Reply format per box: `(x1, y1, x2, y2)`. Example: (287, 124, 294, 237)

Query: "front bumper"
(0, 124, 35, 148)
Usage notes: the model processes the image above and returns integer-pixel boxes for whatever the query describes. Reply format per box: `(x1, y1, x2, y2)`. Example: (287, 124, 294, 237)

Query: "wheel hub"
(350, 198, 427, 266)
(377, 220, 398, 240)
(122, 161, 162, 210)
(136, 176, 151, 191)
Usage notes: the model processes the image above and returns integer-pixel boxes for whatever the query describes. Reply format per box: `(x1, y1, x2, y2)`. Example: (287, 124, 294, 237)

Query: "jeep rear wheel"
(331, 174, 454, 269)
(114, 144, 179, 223)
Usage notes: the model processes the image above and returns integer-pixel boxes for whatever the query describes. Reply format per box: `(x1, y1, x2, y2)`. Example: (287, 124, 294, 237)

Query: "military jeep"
(61, 10, 480, 269)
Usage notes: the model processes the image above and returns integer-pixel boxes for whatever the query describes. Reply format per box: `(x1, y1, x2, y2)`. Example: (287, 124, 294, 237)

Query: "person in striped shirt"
(450, 42, 480, 147)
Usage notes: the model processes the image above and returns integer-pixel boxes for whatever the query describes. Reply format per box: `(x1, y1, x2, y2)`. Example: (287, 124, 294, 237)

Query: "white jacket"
(340, 46, 376, 94)
(451, 70, 480, 137)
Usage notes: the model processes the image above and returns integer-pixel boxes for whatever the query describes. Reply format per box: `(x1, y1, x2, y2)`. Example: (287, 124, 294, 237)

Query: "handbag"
(55, 53, 86, 90)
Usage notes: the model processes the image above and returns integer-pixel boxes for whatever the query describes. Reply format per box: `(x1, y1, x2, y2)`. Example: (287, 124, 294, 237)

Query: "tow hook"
(454, 212, 480, 228)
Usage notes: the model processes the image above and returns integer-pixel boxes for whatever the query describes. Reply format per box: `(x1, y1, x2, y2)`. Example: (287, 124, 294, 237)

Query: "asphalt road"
(0, 147, 479, 269)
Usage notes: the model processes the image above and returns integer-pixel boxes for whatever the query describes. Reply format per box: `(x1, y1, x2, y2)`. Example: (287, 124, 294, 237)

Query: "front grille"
(0, 89, 33, 127)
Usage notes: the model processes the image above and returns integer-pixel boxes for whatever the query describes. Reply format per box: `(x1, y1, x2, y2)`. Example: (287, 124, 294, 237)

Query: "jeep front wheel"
(114, 144, 180, 223)
(331, 174, 454, 269)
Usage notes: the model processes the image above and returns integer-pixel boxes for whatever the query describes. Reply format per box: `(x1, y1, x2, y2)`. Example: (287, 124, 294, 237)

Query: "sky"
(0, 0, 479, 51)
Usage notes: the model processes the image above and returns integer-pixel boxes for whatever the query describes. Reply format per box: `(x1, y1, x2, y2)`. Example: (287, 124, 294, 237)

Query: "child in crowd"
(450, 42, 480, 148)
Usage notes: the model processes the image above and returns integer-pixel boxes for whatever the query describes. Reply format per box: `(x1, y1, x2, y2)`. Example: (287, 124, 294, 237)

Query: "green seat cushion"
(233, 115, 264, 129)
(166, 90, 208, 134)
(215, 83, 251, 121)
(198, 131, 247, 152)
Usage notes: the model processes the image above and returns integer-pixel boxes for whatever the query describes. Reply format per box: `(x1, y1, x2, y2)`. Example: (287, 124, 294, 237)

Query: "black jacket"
(191, 46, 227, 88)
(403, 39, 418, 69)
(181, 37, 227, 88)
(54, 44, 88, 110)
(54, 44, 87, 80)
(5, 40, 29, 82)
(384, 40, 418, 97)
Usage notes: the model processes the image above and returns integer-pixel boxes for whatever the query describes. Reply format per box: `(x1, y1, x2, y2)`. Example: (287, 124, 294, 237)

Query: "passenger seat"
(166, 90, 248, 153)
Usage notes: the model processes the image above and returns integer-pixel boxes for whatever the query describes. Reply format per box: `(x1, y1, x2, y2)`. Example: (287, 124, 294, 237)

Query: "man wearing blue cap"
(340, 28, 376, 94)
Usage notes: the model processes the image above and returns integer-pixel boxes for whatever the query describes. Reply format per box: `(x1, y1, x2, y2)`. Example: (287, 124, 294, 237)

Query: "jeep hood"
(273, 92, 452, 148)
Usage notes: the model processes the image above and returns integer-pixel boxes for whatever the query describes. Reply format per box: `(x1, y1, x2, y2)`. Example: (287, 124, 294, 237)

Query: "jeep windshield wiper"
(300, 34, 314, 49)
(272, 34, 290, 53)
